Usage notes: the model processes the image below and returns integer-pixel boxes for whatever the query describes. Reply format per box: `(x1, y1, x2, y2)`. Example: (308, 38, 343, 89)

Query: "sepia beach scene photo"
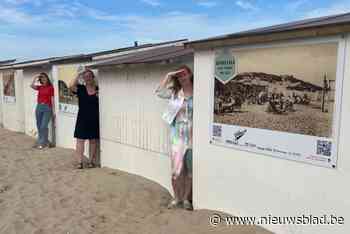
(214, 42, 338, 138)
(58, 66, 79, 106)
(3, 72, 15, 97)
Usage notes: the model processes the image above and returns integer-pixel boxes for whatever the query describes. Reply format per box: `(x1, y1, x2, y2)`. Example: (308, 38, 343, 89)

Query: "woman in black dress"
(69, 69, 99, 169)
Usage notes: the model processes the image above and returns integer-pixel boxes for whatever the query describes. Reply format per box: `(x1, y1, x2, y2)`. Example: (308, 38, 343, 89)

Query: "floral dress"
(156, 87, 193, 178)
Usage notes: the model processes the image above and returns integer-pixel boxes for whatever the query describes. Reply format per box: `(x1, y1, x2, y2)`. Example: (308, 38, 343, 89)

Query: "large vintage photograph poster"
(211, 42, 341, 168)
(3, 71, 16, 103)
(58, 65, 80, 114)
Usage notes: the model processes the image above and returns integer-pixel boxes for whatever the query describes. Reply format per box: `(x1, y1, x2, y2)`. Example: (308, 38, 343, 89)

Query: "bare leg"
(183, 149, 193, 210)
(172, 173, 185, 201)
(76, 139, 85, 165)
(169, 170, 185, 209)
(182, 172, 193, 210)
(89, 139, 98, 164)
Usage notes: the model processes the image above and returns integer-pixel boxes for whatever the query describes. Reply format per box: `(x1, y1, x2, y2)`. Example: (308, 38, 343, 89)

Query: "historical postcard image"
(211, 42, 341, 167)
(213, 43, 338, 138)
(58, 65, 81, 114)
(3, 71, 16, 103)
(3, 72, 15, 97)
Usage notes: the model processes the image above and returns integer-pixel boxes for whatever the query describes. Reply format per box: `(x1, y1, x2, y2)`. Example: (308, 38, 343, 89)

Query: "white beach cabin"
(0, 59, 16, 128)
(13, 58, 55, 139)
(51, 39, 187, 150)
(0, 64, 25, 132)
(0, 40, 188, 162)
(186, 13, 350, 234)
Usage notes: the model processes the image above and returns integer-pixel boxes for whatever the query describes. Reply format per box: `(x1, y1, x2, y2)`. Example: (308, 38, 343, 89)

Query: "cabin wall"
(192, 36, 350, 234)
(52, 65, 72, 149)
(0, 70, 25, 132)
(98, 60, 193, 193)
(52, 63, 95, 159)
(53, 64, 81, 150)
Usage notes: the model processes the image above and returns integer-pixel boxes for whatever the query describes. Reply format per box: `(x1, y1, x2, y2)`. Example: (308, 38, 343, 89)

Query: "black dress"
(74, 85, 100, 139)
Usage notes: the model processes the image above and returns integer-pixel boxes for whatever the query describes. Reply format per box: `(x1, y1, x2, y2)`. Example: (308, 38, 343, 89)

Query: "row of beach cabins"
(1, 13, 350, 234)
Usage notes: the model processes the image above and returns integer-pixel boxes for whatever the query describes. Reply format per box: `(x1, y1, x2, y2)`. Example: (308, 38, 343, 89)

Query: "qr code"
(213, 125, 222, 137)
(317, 140, 332, 157)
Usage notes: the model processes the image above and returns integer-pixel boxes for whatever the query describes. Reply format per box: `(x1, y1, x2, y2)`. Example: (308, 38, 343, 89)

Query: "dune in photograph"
(214, 42, 338, 138)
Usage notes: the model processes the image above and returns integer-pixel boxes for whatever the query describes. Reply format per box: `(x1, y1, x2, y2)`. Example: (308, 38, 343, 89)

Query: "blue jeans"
(35, 104, 52, 146)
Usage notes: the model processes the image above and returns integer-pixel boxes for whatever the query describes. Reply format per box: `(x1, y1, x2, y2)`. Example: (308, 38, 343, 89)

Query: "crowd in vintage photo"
(214, 72, 335, 138)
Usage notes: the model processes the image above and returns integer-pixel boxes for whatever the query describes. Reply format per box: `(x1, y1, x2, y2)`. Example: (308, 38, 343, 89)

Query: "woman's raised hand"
(77, 65, 84, 74)
(30, 75, 39, 90)
(166, 69, 184, 78)
(33, 75, 40, 81)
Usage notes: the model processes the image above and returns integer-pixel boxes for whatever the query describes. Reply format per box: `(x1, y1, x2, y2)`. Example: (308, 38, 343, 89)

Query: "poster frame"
(208, 36, 346, 168)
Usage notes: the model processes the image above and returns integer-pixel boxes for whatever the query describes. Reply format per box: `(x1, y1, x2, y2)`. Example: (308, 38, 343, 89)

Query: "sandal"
(36, 145, 44, 150)
(167, 199, 182, 209)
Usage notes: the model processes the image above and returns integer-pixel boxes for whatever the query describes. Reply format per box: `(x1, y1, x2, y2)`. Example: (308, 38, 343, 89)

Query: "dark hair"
(171, 65, 193, 95)
(39, 72, 52, 86)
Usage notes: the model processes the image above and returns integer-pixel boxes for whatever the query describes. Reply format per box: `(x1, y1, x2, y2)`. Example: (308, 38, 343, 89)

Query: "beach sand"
(0, 128, 272, 234)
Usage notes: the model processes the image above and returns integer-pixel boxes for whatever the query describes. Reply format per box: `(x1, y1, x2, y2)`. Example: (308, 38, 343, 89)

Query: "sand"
(215, 103, 333, 138)
(0, 128, 272, 234)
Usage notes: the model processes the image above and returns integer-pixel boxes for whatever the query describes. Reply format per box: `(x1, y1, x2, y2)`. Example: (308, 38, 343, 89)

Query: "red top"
(36, 85, 54, 107)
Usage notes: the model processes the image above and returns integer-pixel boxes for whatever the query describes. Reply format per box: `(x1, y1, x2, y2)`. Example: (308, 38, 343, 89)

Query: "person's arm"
(30, 75, 39, 90)
(155, 70, 181, 99)
(69, 73, 81, 93)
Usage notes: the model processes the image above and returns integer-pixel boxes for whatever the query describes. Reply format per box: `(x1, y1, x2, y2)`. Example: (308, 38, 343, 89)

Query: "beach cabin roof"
(0, 39, 188, 70)
(0, 59, 16, 70)
(89, 39, 187, 60)
(88, 45, 193, 69)
(186, 12, 350, 49)
(0, 54, 93, 70)
(7, 57, 58, 69)
(0, 59, 16, 65)
(49, 54, 91, 64)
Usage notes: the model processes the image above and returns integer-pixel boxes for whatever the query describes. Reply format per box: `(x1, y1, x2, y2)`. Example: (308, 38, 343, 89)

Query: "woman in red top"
(30, 73, 55, 149)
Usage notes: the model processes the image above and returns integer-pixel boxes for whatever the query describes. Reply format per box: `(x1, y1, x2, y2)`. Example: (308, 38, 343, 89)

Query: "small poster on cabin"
(58, 65, 80, 114)
(215, 49, 237, 84)
(210, 42, 342, 168)
(3, 71, 16, 103)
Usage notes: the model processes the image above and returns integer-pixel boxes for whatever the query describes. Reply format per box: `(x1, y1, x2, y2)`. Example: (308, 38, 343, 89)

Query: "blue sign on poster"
(215, 49, 237, 84)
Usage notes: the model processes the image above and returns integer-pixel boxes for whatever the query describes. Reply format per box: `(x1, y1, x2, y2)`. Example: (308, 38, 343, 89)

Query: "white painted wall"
(53, 64, 79, 150)
(52, 64, 93, 157)
(0, 70, 25, 132)
(98, 60, 193, 193)
(192, 37, 350, 234)
(54, 110, 77, 149)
